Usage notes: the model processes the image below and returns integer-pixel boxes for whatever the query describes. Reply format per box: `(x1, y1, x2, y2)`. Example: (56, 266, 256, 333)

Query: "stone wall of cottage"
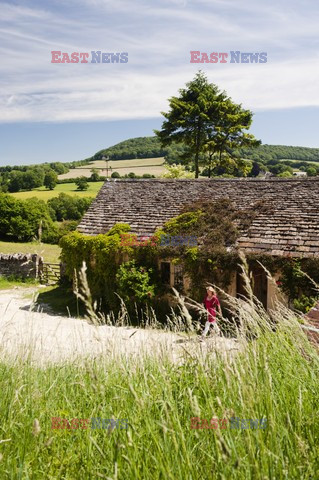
(0, 253, 43, 279)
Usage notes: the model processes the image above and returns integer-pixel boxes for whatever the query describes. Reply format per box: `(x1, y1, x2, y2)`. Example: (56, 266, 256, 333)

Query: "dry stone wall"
(0, 253, 43, 279)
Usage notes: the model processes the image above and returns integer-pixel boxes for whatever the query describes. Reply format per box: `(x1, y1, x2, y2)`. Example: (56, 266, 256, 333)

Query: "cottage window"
(174, 264, 184, 289)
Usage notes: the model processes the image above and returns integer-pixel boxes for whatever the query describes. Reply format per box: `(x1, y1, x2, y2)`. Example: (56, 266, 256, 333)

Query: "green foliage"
(155, 71, 260, 177)
(90, 168, 100, 182)
(43, 221, 79, 245)
(269, 163, 293, 176)
(60, 225, 133, 310)
(277, 170, 293, 178)
(248, 161, 264, 177)
(78, 134, 319, 169)
(163, 200, 319, 308)
(164, 211, 203, 235)
(116, 260, 155, 302)
(48, 193, 93, 221)
(1, 306, 319, 479)
(238, 144, 319, 163)
(111, 171, 121, 178)
(93, 136, 167, 160)
(0, 193, 85, 244)
(58, 220, 78, 235)
(7, 167, 46, 192)
(306, 166, 317, 177)
(48, 162, 69, 175)
(75, 177, 89, 191)
(293, 295, 317, 313)
(0, 275, 38, 289)
(0, 193, 57, 242)
(157, 198, 279, 299)
(164, 143, 189, 165)
(278, 259, 319, 311)
(44, 170, 58, 190)
(7, 170, 24, 192)
(163, 163, 194, 178)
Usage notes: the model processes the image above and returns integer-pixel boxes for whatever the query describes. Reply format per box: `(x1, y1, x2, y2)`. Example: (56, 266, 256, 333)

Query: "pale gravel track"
(0, 287, 240, 366)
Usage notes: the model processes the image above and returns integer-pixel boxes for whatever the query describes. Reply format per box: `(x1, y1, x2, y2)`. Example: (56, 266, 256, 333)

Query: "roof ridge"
(103, 177, 319, 183)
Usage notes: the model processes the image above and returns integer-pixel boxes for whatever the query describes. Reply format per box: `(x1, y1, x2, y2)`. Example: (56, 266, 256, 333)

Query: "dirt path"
(0, 288, 240, 365)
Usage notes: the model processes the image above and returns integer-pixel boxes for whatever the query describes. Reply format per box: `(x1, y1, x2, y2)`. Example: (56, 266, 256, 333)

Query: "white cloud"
(0, 0, 318, 123)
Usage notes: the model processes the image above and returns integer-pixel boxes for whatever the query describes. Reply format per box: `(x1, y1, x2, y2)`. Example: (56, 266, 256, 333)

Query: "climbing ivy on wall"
(60, 224, 133, 310)
(60, 199, 319, 315)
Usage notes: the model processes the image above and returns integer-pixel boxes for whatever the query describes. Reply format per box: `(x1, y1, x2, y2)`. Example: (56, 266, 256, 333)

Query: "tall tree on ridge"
(155, 71, 260, 178)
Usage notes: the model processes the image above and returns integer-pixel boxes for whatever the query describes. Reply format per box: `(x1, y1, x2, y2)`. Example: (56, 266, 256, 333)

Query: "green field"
(59, 157, 166, 180)
(0, 241, 61, 263)
(10, 182, 103, 201)
(279, 158, 319, 164)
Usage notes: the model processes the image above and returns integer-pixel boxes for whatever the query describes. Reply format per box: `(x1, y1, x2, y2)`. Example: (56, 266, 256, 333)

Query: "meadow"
(0, 289, 318, 479)
(58, 157, 166, 180)
(10, 182, 103, 201)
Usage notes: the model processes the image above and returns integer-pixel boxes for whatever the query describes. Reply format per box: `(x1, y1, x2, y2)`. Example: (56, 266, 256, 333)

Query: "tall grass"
(0, 285, 318, 478)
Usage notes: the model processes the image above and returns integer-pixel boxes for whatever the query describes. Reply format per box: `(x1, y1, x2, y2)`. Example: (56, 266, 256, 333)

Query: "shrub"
(60, 224, 133, 310)
(0, 193, 57, 242)
(90, 169, 100, 181)
(44, 170, 58, 190)
(48, 194, 93, 221)
(75, 177, 89, 191)
(142, 173, 155, 178)
(116, 260, 155, 302)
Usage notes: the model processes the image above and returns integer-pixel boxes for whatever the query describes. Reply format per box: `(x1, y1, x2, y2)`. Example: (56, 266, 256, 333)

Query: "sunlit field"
(58, 157, 166, 179)
(10, 182, 103, 201)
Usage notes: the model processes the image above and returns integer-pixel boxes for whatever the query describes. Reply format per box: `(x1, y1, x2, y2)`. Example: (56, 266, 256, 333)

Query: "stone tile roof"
(77, 178, 319, 258)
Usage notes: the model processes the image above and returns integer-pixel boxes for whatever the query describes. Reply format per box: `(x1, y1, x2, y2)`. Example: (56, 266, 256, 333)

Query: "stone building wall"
(0, 254, 43, 279)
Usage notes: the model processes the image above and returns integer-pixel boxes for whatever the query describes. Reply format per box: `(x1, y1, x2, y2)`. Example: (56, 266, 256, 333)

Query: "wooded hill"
(92, 136, 319, 163)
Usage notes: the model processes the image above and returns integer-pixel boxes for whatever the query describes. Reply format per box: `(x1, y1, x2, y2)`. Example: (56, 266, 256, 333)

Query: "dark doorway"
(160, 262, 171, 285)
(237, 267, 268, 309)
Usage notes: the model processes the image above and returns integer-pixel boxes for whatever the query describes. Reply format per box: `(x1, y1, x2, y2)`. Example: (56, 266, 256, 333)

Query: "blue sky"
(0, 0, 318, 165)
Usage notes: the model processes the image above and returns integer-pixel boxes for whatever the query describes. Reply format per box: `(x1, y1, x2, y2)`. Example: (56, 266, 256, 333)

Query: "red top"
(203, 295, 220, 323)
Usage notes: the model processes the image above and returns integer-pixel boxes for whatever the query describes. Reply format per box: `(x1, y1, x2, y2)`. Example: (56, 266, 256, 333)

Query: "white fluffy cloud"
(0, 0, 318, 122)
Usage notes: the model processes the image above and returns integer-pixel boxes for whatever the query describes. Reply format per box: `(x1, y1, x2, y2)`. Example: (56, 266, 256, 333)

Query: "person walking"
(201, 286, 222, 338)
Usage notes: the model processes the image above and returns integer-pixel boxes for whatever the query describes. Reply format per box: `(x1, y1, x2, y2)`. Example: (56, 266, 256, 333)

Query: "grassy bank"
(0, 276, 38, 290)
(0, 302, 318, 478)
(0, 241, 61, 264)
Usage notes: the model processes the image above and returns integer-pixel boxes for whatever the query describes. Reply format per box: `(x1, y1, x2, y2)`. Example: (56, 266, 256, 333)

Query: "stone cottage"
(77, 177, 319, 310)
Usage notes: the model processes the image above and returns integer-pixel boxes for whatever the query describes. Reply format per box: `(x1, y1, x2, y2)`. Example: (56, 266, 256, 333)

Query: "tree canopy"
(154, 71, 260, 177)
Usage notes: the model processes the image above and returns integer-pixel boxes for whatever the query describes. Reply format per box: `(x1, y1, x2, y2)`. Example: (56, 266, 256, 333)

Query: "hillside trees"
(7, 166, 57, 192)
(94, 136, 167, 160)
(88, 135, 319, 164)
